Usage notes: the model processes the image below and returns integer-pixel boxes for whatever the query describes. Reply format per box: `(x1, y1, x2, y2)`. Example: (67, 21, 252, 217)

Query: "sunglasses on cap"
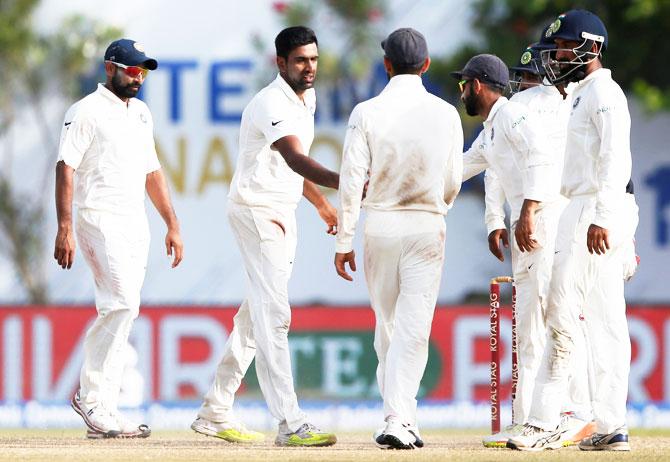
(106, 61, 149, 79)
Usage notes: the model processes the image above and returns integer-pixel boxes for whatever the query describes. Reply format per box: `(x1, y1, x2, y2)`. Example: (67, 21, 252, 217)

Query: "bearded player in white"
(481, 40, 594, 447)
(54, 39, 183, 438)
(508, 10, 639, 451)
(451, 52, 591, 446)
(191, 26, 338, 447)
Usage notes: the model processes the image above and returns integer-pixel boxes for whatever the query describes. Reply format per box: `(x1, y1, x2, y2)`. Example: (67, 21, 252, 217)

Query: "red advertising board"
(0, 305, 667, 403)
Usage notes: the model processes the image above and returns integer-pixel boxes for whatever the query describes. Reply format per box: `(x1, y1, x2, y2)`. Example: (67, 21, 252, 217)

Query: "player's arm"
(54, 161, 76, 269)
(444, 110, 464, 205)
(53, 107, 94, 269)
(506, 108, 552, 252)
(335, 107, 369, 281)
(303, 180, 337, 235)
(589, 91, 632, 255)
(462, 130, 489, 182)
(273, 136, 339, 189)
(484, 170, 509, 261)
(146, 168, 183, 268)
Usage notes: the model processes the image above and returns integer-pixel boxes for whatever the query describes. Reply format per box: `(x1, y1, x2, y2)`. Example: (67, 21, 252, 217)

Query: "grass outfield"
(1, 428, 668, 461)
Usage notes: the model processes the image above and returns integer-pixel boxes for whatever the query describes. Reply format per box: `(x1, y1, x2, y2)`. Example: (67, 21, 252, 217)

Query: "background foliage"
(0, 0, 120, 302)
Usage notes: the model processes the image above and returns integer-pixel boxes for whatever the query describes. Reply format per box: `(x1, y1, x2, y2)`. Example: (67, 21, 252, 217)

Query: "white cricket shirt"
(484, 83, 571, 233)
(561, 68, 631, 229)
(228, 74, 316, 209)
(336, 74, 464, 253)
(463, 96, 559, 228)
(58, 84, 161, 216)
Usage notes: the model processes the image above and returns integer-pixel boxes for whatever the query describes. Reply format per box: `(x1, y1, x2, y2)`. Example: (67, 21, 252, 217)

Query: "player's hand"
(335, 251, 356, 281)
(54, 226, 76, 269)
(488, 228, 509, 262)
(587, 224, 609, 255)
(318, 201, 338, 235)
(166, 228, 183, 268)
(515, 199, 539, 252)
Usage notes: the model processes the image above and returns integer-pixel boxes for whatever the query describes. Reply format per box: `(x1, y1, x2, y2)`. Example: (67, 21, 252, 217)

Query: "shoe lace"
(108, 408, 139, 428)
(230, 421, 251, 432)
(92, 403, 118, 423)
(298, 423, 321, 435)
(521, 425, 543, 436)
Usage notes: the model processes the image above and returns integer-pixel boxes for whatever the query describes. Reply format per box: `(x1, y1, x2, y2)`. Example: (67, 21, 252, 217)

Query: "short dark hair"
(275, 26, 318, 59)
(482, 81, 506, 94)
(389, 61, 424, 75)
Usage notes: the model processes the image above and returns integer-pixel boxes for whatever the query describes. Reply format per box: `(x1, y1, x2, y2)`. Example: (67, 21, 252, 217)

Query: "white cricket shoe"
(506, 423, 564, 451)
(70, 390, 121, 438)
(191, 417, 265, 443)
(109, 410, 151, 438)
(403, 423, 424, 448)
(482, 423, 525, 448)
(559, 412, 596, 447)
(373, 416, 416, 450)
(579, 426, 630, 451)
(373, 421, 424, 449)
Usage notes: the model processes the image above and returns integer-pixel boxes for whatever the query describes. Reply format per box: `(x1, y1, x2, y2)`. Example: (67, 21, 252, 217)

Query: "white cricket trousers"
(75, 209, 149, 410)
(509, 199, 590, 424)
(363, 210, 446, 426)
(528, 194, 638, 433)
(198, 201, 307, 431)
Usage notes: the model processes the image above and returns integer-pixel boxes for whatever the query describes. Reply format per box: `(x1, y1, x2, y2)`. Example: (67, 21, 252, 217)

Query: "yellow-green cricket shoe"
(482, 424, 525, 448)
(275, 422, 337, 447)
(191, 417, 265, 444)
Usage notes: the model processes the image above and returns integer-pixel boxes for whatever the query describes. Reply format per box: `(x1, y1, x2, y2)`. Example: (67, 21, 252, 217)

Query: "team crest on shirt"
(572, 96, 581, 109)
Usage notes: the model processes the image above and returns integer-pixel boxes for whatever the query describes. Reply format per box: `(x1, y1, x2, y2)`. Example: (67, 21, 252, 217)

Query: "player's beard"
(463, 85, 479, 116)
(110, 71, 141, 99)
(284, 71, 314, 92)
(558, 61, 587, 84)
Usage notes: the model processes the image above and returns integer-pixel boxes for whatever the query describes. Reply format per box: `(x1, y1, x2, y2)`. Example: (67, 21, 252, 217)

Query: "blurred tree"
(429, 0, 670, 113)
(0, 0, 120, 303)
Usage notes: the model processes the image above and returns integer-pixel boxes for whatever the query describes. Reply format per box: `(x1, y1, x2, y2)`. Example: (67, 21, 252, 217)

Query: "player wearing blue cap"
(55, 39, 182, 438)
(481, 38, 594, 448)
(508, 10, 638, 451)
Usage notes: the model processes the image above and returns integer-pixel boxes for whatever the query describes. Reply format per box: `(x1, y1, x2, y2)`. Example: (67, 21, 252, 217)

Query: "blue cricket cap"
(104, 39, 158, 70)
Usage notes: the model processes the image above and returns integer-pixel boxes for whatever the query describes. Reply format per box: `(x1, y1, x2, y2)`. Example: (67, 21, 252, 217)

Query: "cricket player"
(508, 10, 638, 451)
(192, 26, 338, 447)
(451, 52, 579, 443)
(481, 42, 594, 448)
(54, 39, 183, 438)
(335, 28, 463, 450)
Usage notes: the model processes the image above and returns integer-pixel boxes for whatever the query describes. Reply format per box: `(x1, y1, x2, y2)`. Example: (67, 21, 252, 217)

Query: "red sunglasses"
(106, 61, 149, 79)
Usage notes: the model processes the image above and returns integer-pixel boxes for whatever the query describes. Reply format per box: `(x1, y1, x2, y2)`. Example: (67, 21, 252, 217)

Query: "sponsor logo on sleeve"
(572, 96, 581, 109)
